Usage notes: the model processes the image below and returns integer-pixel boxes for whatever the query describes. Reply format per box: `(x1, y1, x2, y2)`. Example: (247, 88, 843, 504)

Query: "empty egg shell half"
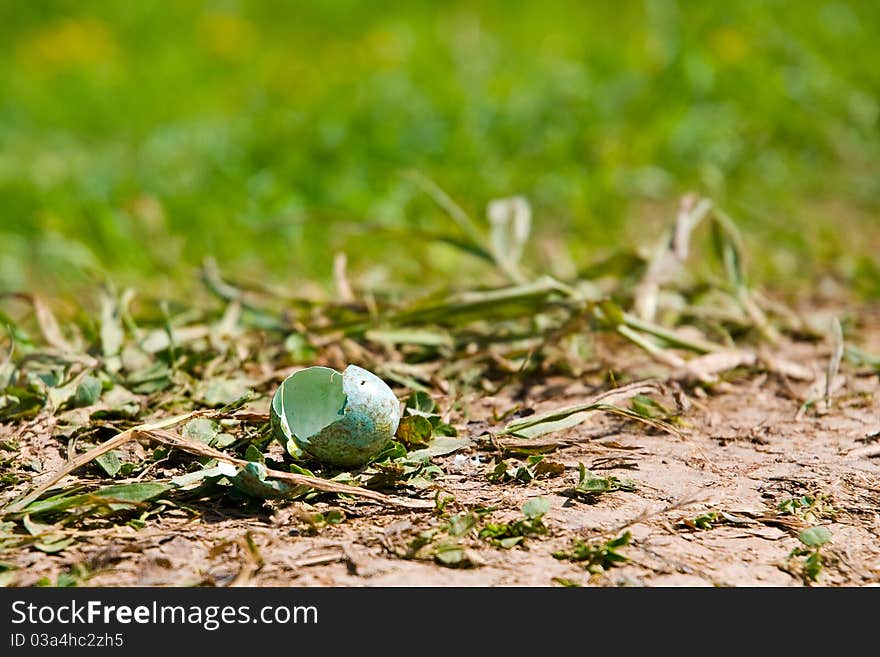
(270, 365, 401, 467)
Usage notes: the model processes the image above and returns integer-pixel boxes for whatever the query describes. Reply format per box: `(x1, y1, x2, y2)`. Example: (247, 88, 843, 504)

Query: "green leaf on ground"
(95, 450, 122, 477)
(194, 378, 253, 407)
(407, 437, 470, 462)
(553, 531, 632, 574)
(396, 415, 433, 448)
(566, 463, 636, 499)
(522, 497, 551, 519)
(182, 418, 223, 446)
(798, 526, 832, 548)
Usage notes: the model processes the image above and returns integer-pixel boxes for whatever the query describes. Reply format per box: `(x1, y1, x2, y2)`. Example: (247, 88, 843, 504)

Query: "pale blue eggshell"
(270, 364, 401, 467)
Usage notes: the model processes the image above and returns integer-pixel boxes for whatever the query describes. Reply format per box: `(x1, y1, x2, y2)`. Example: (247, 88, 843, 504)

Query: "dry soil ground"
(5, 316, 880, 588)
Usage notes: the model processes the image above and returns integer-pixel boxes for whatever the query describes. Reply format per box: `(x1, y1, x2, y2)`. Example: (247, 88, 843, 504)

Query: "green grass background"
(1, 1, 878, 297)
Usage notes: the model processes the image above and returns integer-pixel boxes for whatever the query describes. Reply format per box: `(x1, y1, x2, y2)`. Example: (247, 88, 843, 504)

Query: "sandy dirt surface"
(5, 329, 880, 588)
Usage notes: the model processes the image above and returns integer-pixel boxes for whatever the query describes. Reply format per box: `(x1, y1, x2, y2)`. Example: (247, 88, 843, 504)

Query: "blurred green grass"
(1, 0, 878, 298)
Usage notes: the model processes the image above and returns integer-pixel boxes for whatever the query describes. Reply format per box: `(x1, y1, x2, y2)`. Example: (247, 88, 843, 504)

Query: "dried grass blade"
(143, 429, 433, 509)
(2, 411, 202, 515)
(501, 380, 667, 438)
(825, 317, 844, 407)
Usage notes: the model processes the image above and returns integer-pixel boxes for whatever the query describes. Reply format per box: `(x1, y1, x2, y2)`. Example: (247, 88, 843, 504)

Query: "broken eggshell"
(270, 365, 401, 467)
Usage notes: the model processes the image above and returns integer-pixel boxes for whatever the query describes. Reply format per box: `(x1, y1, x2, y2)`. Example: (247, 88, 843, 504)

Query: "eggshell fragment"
(270, 364, 401, 467)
